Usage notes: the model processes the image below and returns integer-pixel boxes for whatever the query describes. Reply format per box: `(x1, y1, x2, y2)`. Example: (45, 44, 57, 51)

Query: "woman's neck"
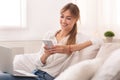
(59, 30, 69, 37)
(55, 30, 70, 42)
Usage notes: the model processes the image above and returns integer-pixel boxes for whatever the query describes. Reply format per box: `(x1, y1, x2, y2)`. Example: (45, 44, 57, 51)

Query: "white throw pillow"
(55, 59, 102, 80)
(80, 44, 100, 60)
(92, 48, 120, 80)
(66, 44, 100, 67)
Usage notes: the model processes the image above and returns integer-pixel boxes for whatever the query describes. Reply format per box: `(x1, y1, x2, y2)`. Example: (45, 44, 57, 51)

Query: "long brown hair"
(61, 3, 80, 45)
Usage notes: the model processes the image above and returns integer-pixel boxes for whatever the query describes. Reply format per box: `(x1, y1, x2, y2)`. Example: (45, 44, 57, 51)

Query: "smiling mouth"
(62, 24, 68, 27)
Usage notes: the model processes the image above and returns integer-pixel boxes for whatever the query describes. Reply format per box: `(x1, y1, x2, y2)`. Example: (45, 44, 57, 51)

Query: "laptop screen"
(0, 46, 14, 74)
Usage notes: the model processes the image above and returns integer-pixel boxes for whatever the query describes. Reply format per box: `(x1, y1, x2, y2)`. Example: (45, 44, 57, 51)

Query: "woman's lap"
(0, 69, 54, 80)
(0, 73, 37, 80)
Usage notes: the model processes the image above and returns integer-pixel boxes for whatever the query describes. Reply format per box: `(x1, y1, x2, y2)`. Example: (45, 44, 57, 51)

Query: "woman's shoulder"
(76, 32, 90, 40)
(76, 32, 91, 43)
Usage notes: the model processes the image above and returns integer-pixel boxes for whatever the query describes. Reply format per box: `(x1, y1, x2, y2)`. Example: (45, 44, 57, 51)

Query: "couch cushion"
(92, 46, 120, 80)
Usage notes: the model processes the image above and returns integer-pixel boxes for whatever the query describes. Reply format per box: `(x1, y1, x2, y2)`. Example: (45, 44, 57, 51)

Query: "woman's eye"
(60, 16, 64, 18)
(67, 17, 71, 20)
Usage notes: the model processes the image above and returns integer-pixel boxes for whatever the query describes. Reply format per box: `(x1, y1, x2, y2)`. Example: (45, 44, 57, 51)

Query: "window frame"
(0, 0, 27, 29)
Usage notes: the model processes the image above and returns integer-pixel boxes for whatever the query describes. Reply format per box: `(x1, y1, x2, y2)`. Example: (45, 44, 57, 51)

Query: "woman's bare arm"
(70, 40, 92, 52)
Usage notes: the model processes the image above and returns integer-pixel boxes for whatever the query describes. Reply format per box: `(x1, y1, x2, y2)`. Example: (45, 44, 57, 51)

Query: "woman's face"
(60, 10, 77, 32)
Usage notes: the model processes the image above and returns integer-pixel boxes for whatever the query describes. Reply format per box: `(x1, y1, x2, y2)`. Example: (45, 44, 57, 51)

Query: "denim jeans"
(32, 69, 54, 80)
(0, 69, 54, 80)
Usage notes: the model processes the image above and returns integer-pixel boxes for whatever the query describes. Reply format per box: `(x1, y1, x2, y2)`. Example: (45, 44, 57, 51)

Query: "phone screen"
(42, 40, 54, 49)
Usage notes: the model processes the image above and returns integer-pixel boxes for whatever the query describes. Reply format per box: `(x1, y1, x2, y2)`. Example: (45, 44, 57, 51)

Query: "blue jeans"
(32, 69, 54, 80)
(0, 69, 54, 80)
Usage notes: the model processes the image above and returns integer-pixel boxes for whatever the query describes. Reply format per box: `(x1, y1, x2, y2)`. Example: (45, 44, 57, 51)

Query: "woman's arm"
(40, 46, 54, 64)
(51, 40, 92, 55)
(66, 38, 102, 54)
(40, 53, 50, 64)
(70, 40, 92, 52)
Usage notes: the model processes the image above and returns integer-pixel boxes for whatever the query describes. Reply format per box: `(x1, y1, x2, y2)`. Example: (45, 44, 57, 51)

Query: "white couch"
(13, 43, 120, 80)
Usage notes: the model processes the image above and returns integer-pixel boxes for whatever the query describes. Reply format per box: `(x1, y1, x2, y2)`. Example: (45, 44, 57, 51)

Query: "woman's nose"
(62, 18, 66, 23)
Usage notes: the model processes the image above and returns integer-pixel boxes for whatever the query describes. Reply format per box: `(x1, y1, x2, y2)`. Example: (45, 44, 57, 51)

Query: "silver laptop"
(0, 46, 37, 77)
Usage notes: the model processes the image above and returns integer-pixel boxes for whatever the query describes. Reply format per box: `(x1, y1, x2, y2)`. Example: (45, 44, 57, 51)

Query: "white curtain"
(73, 0, 120, 39)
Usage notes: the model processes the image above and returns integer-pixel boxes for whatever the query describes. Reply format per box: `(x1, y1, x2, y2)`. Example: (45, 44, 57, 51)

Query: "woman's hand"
(41, 46, 55, 64)
(44, 46, 55, 56)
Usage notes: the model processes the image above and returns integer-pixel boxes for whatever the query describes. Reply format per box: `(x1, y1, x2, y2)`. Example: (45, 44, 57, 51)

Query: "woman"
(0, 3, 101, 80)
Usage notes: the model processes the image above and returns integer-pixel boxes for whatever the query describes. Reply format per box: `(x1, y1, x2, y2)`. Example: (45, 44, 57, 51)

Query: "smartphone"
(42, 40, 54, 49)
